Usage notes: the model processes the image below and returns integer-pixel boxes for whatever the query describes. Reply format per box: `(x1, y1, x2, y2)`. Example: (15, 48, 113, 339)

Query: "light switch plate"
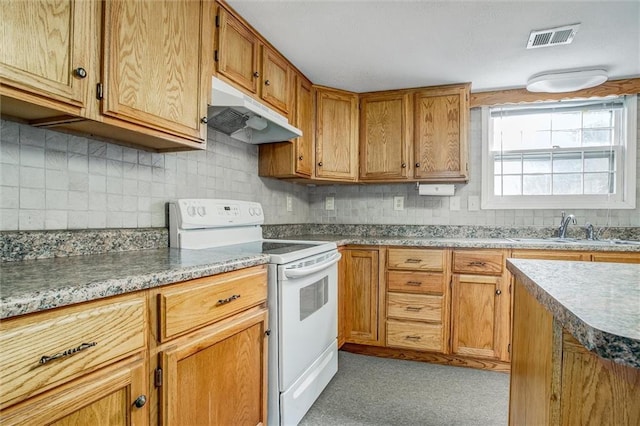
(449, 196, 460, 211)
(468, 195, 480, 211)
(325, 196, 335, 210)
(394, 196, 404, 211)
(286, 196, 293, 212)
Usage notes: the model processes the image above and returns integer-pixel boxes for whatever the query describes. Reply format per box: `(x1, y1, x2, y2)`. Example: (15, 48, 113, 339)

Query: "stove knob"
(197, 206, 206, 217)
(256, 208, 262, 216)
(187, 206, 196, 217)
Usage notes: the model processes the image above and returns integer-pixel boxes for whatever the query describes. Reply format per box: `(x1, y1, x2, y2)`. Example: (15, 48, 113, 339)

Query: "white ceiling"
(226, 0, 640, 93)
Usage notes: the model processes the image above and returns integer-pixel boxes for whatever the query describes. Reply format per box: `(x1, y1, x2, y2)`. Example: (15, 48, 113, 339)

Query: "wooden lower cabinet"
(160, 307, 268, 426)
(0, 353, 147, 426)
(340, 247, 384, 345)
(591, 251, 640, 263)
(510, 279, 640, 425)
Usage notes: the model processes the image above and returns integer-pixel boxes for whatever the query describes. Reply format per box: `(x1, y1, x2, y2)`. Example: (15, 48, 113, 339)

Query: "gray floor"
(299, 351, 509, 426)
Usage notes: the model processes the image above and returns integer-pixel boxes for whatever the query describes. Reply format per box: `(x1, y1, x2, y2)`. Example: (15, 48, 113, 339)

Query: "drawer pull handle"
(217, 294, 241, 305)
(39, 342, 97, 365)
(405, 258, 421, 263)
(405, 306, 423, 312)
(406, 281, 423, 286)
(469, 261, 486, 266)
(405, 335, 422, 341)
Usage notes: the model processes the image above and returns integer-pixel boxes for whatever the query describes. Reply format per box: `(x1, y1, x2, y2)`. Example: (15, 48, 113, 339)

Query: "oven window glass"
(300, 277, 328, 321)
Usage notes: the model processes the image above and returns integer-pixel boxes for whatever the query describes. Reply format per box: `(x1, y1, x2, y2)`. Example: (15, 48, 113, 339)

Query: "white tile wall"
(309, 107, 640, 227)
(0, 119, 309, 230)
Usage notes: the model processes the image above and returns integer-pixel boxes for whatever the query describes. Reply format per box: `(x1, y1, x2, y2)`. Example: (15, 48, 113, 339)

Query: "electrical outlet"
(325, 196, 335, 210)
(449, 196, 460, 211)
(468, 195, 480, 211)
(286, 196, 293, 212)
(394, 196, 404, 211)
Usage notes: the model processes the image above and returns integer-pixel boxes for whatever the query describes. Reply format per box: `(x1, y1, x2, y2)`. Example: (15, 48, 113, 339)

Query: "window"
(481, 95, 637, 209)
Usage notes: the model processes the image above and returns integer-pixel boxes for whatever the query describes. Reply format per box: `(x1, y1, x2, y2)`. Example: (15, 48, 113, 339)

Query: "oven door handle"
(283, 252, 342, 279)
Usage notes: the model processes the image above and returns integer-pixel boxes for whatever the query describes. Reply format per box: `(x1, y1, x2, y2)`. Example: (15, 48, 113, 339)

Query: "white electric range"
(169, 199, 339, 426)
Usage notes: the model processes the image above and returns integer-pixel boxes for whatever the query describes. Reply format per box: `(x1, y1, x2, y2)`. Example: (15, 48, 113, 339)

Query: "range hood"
(207, 77, 302, 144)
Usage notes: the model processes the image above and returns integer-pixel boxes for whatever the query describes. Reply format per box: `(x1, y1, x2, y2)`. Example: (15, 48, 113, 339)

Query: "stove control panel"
(172, 199, 264, 229)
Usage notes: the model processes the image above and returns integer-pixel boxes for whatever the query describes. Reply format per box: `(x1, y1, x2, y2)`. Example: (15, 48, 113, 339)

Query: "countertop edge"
(506, 259, 640, 369)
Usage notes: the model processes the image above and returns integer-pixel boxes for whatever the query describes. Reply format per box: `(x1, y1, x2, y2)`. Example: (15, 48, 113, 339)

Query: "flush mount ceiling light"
(526, 69, 608, 93)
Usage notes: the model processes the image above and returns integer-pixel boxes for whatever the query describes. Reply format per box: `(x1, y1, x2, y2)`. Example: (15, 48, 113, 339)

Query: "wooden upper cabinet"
(414, 84, 470, 182)
(261, 46, 291, 115)
(0, 0, 91, 114)
(315, 86, 358, 181)
(102, 0, 209, 142)
(359, 92, 412, 180)
(216, 6, 259, 94)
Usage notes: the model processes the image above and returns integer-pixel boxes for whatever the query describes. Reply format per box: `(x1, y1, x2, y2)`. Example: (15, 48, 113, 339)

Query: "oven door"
(277, 251, 340, 391)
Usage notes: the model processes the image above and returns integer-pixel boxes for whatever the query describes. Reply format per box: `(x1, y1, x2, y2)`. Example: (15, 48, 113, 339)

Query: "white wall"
(0, 119, 308, 230)
(308, 106, 640, 227)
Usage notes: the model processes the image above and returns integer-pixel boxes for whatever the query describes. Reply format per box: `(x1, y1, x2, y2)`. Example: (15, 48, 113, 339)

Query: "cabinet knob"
(134, 395, 147, 408)
(415, 162, 420, 168)
(74, 67, 87, 79)
(253, 71, 260, 78)
(318, 162, 323, 167)
(298, 156, 303, 161)
(265, 329, 271, 336)
(401, 163, 406, 168)
(200, 116, 208, 124)
(495, 289, 502, 296)
(264, 80, 271, 86)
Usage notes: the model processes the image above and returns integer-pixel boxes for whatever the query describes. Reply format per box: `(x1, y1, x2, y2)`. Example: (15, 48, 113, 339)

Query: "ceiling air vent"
(527, 24, 580, 49)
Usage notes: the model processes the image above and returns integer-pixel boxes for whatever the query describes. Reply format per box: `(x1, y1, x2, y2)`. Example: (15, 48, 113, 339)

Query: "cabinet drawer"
(452, 250, 504, 275)
(159, 265, 267, 341)
(387, 271, 444, 294)
(386, 320, 443, 352)
(0, 294, 145, 408)
(387, 248, 444, 271)
(387, 293, 443, 322)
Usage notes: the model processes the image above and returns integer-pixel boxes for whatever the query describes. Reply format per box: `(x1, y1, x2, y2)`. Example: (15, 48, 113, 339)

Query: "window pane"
(584, 173, 614, 194)
(553, 174, 581, 194)
(584, 151, 614, 172)
(523, 174, 551, 195)
(495, 155, 522, 174)
(553, 152, 582, 173)
(503, 175, 522, 195)
(552, 130, 580, 148)
(523, 153, 551, 173)
(583, 129, 613, 146)
(583, 110, 612, 128)
(552, 112, 581, 130)
(494, 176, 502, 196)
(522, 130, 551, 149)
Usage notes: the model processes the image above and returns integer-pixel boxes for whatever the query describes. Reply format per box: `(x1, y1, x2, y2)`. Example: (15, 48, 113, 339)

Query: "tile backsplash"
(309, 108, 640, 228)
(0, 119, 308, 230)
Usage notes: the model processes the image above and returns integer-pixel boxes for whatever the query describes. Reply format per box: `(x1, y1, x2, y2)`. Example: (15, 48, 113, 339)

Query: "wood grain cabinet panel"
(0, 294, 146, 409)
(511, 249, 590, 261)
(359, 92, 411, 180)
(160, 308, 268, 426)
(387, 271, 445, 294)
(261, 46, 291, 115)
(387, 248, 444, 271)
(0, 0, 91, 113)
(386, 320, 443, 352)
(453, 250, 504, 275)
(102, 0, 209, 142)
(387, 293, 443, 322)
(414, 84, 470, 182)
(315, 86, 359, 181)
(590, 252, 640, 263)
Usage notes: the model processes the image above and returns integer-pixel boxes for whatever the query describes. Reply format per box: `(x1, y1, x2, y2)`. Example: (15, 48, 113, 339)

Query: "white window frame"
(481, 95, 637, 209)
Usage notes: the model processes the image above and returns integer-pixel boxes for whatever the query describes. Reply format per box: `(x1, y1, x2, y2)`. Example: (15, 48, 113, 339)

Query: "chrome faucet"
(558, 211, 577, 238)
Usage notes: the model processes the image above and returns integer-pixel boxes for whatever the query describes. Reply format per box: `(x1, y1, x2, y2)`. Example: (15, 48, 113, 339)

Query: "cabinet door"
(359, 92, 411, 180)
(414, 84, 469, 181)
(217, 6, 259, 94)
(591, 252, 640, 263)
(315, 87, 358, 180)
(261, 46, 291, 115)
(294, 75, 314, 176)
(0, 358, 147, 426)
(511, 249, 590, 261)
(0, 0, 91, 112)
(342, 249, 380, 345)
(161, 308, 267, 426)
(102, 0, 209, 142)
(451, 274, 509, 360)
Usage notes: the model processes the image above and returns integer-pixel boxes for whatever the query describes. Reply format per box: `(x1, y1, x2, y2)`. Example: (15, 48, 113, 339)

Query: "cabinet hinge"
(96, 83, 103, 100)
(214, 50, 219, 62)
(215, 15, 220, 28)
(154, 367, 163, 388)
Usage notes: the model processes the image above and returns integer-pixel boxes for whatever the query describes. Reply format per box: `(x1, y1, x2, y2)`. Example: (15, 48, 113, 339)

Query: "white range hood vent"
(207, 77, 302, 144)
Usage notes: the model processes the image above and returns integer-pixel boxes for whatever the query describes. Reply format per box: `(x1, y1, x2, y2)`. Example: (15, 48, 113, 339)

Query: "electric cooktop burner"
(260, 242, 318, 254)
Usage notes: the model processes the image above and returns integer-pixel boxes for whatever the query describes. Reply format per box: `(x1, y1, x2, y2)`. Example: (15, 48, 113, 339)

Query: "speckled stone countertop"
(507, 259, 640, 369)
(0, 247, 269, 320)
